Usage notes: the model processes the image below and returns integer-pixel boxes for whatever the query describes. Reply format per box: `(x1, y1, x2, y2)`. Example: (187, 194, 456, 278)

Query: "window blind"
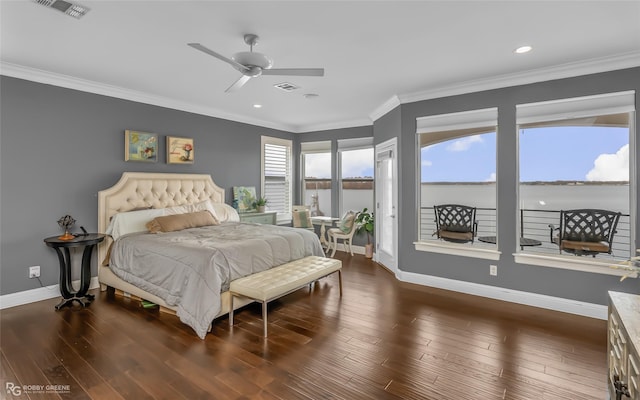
(262, 137, 292, 222)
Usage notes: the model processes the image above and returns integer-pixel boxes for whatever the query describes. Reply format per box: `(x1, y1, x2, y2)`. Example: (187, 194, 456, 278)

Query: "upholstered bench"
(229, 256, 342, 337)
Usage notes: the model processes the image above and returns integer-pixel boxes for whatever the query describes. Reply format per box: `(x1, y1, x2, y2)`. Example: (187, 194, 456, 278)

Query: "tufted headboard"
(97, 172, 225, 264)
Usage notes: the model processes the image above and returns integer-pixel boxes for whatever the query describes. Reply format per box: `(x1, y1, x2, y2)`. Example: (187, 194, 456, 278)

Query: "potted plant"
(355, 207, 374, 258)
(253, 197, 268, 213)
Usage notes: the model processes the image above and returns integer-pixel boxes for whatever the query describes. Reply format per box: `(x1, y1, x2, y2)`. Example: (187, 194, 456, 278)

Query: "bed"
(97, 172, 324, 339)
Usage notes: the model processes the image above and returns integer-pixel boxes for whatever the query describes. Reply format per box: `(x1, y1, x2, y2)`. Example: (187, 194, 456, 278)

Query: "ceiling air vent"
(33, 0, 90, 19)
(273, 82, 300, 92)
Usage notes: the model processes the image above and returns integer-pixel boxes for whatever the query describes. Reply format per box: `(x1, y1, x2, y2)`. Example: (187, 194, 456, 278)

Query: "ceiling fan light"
(232, 51, 273, 69)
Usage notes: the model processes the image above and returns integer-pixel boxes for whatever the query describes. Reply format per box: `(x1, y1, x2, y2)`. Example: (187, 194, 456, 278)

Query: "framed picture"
(124, 130, 158, 162)
(233, 186, 257, 213)
(166, 136, 194, 164)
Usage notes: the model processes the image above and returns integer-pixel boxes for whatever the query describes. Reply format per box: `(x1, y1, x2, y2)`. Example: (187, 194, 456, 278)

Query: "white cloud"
(304, 153, 332, 178)
(485, 172, 496, 182)
(586, 144, 629, 181)
(341, 149, 374, 178)
(421, 160, 433, 167)
(446, 135, 483, 152)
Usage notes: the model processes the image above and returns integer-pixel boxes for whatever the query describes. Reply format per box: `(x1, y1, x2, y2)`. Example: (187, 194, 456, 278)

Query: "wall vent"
(33, 0, 90, 19)
(273, 82, 300, 92)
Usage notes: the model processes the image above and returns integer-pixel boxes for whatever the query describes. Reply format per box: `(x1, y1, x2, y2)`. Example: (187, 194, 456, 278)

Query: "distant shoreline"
(422, 181, 629, 186)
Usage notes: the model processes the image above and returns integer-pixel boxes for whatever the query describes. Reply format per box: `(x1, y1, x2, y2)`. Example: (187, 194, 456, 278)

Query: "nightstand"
(44, 233, 106, 310)
(239, 211, 277, 225)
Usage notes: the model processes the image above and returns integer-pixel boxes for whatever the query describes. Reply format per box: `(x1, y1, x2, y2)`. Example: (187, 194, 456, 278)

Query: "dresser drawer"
(239, 212, 277, 225)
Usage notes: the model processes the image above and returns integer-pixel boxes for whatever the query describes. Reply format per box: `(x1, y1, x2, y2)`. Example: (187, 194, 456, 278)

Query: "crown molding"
(3, 51, 639, 134)
(294, 117, 372, 134)
(398, 51, 640, 105)
(368, 94, 401, 122)
(0, 61, 294, 133)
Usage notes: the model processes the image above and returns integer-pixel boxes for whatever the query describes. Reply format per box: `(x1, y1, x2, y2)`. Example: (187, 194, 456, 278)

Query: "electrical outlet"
(29, 266, 40, 279)
(489, 265, 497, 276)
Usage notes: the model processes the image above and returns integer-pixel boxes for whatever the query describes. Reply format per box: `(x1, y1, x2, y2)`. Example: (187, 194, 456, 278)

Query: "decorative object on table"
(166, 136, 194, 164)
(124, 130, 158, 162)
(57, 214, 76, 240)
(292, 205, 314, 231)
(253, 196, 268, 213)
(233, 186, 257, 213)
(610, 249, 640, 281)
(355, 207, 375, 258)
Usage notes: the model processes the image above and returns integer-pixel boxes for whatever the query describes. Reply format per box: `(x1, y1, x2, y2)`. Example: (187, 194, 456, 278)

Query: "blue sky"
(421, 127, 629, 183)
(305, 148, 374, 179)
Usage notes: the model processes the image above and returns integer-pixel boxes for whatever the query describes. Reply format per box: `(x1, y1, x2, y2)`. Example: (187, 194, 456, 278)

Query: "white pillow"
(164, 200, 218, 219)
(106, 208, 165, 240)
(210, 203, 240, 222)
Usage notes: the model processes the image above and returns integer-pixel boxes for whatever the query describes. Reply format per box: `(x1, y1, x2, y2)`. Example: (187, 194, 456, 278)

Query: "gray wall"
(0, 76, 293, 295)
(376, 67, 640, 305)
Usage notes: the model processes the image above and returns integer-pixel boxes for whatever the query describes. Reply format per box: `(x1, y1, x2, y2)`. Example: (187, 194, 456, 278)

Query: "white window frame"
(300, 140, 332, 214)
(514, 91, 636, 276)
(414, 108, 501, 260)
(261, 136, 292, 225)
(337, 137, 374, 216)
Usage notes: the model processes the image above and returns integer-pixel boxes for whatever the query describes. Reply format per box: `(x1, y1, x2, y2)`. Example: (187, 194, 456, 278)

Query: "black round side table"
(44, 233, 106, 310)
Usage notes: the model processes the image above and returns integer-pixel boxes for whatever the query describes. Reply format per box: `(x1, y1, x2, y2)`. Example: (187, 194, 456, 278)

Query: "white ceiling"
(2, 1, 640, 133)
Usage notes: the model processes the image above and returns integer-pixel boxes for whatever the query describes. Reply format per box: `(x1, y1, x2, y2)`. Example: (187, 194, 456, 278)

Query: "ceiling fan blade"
(261, 68, 324, 77)
(188, 43, 248, 72)
(225, 75, 252, 93)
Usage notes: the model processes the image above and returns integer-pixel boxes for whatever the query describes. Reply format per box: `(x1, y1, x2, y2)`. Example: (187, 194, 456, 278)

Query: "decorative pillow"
(293, 210, 313, 228)
(106, 208, 166, 240)
(338, 211, 356, 233)
(146, 210, 219, 233)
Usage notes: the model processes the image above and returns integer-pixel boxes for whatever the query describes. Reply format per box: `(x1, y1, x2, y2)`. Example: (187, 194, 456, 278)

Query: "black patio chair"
(433, 204, 478, 244)
(549, 209, 621, 257)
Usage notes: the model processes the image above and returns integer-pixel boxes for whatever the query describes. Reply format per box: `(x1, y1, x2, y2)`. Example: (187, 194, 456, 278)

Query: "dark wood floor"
(1, 254, 607, 399)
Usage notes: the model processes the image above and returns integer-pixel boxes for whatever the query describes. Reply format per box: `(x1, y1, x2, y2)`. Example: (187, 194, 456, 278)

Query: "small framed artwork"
(124, 130, 158, 162)
(167, 136, 194, 164)
(233, 186, 257, 213)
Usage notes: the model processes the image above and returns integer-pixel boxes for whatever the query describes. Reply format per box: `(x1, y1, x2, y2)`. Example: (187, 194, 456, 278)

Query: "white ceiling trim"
(0, 61, 293, 133)
(369, 95, 401, 122)
(398, 51, 640, 106)
(3, 50, 640, 133)
(294, 117, 373, 134)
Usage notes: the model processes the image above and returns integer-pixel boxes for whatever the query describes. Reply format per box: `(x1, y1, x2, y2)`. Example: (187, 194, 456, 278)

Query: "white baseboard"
(1, 265, 608, 321)
(396, 270, 608, 320)
(333, 243, 365, 255)
(0, 277, 100, 310)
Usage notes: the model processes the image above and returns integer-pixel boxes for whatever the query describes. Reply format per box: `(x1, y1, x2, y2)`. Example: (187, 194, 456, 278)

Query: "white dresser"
(609, 291, 640, 399)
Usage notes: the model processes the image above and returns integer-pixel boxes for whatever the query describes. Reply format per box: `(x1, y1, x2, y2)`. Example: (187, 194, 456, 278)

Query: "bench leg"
(262, 301, 268, 337)
(229, 293, 235, 328)
(338, 270, 343, 297)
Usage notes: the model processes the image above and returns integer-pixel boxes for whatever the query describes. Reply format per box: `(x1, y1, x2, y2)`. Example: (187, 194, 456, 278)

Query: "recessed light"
(253, 104, 262, 108)
(515, 45, 532, 54)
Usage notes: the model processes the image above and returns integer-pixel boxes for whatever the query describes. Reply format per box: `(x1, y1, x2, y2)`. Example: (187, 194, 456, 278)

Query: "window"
(261, 136, 292, 224)
(517, 91, 635, 265)
(338, 138, 374, 216)
(301, 141, 332, 217)
(415, 108, 498, 258)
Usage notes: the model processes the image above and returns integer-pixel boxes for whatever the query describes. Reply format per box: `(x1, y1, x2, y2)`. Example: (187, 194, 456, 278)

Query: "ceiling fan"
(188, 34, 324, 93)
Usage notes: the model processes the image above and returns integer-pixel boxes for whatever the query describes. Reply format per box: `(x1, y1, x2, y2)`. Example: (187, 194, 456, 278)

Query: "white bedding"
(109, 222, 324, 339)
